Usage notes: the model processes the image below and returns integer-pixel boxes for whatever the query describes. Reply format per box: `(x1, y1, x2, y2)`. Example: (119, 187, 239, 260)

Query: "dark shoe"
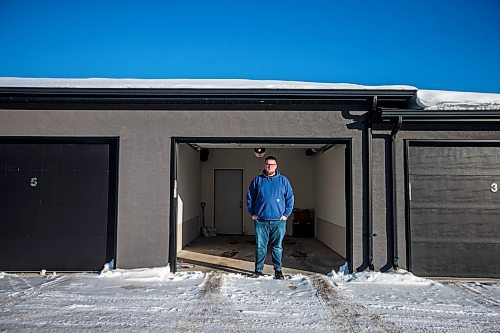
(274, 270, 284, 280)
(252, 271, 264, 277)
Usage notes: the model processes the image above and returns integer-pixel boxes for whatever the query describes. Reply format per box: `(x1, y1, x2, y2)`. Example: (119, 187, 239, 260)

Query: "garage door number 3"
(492, 182, 498, 193)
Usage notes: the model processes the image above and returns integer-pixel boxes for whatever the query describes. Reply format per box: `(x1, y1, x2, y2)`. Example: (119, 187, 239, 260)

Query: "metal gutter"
(380, 108, 500, 119)
(0, 87, 418, 97)
(0, 87, 416, 110)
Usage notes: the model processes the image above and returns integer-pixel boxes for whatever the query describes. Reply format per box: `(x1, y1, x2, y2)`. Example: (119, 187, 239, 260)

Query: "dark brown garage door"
(407, 142, 500, 278)
(0, 139, 117, 271)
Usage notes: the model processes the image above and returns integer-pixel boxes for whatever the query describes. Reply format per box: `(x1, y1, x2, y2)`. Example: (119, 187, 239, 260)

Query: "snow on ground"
(329, 265, 500, 332)
(0, 267, 499, 333)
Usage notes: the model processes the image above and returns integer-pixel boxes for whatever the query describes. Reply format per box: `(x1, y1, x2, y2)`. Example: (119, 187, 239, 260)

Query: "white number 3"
(492, 183, 498, 193)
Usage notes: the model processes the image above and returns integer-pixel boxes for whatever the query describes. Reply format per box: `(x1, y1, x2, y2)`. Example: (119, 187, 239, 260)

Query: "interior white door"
(214, 169, 243, 234)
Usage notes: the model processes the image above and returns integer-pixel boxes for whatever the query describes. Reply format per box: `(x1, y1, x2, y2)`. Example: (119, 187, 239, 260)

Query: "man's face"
(264, 159, 277, 175)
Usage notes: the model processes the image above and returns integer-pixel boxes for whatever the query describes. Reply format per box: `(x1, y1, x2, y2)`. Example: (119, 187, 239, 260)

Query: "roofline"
(375, 108, 500, 126)
(0, 86, 417, 96)
(0, 87, 417, 110)
(379, 108, 500, 118)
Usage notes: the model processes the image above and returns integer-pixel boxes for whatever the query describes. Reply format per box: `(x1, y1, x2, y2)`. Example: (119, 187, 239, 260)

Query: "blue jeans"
(254, 219, 286, 272)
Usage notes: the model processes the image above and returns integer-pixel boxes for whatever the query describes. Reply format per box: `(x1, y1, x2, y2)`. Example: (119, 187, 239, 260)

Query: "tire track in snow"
(0, 275, 68, 313)
(170, 272, 240, 333)
(200, 271, 222, 296)
(310, 274, 402, 333)
(6, 274, 32, 294)
(451, 282, 500, 309)
(449, 281, 500, 332)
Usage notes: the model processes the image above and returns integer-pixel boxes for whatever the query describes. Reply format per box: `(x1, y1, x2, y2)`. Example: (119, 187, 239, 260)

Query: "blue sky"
(1, 0, 499, 92)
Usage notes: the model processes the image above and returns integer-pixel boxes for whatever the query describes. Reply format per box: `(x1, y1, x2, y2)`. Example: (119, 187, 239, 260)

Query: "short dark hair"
(265, 155, 278, 163)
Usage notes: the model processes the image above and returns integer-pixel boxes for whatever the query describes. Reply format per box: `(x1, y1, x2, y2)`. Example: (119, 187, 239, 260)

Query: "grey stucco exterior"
(0, 108, 366, 269)
(1, 84, 498, 277)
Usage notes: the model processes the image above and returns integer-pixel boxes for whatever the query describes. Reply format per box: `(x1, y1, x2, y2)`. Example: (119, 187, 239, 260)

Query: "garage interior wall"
(314, 145, 346, 258)
(200, 148, 314, 236)
(176, 144, 201, 252)
(177, 145, 347, 260)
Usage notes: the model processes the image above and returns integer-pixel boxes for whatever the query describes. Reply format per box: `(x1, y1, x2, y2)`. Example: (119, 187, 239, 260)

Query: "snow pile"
(416, 89, 500, 110)
(38, 269, 58, 278)
(98, 264, 203, 282)
(329, 263, 435, 286)
(0, 272, 6, 279)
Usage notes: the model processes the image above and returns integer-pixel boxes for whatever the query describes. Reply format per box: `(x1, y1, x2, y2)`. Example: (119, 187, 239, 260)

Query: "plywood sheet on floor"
(177, 235, 345, 275)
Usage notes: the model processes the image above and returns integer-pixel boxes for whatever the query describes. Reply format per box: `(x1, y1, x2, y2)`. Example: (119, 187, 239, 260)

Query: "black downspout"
(390, 116, 402, 270)
(367, 97, 376, 271)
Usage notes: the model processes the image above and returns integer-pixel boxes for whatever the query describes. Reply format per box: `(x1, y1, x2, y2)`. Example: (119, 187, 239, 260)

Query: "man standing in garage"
(247, 155, 294, 279)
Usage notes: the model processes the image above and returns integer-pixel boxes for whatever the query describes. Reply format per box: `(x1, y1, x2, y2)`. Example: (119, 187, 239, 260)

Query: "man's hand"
(251, 215, 259, 220)
(280, 216, 287, 221)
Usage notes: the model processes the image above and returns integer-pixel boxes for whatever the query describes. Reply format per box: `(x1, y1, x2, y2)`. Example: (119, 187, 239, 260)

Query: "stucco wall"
(0, 109, 365, 269)
(371, 137, 390, 270)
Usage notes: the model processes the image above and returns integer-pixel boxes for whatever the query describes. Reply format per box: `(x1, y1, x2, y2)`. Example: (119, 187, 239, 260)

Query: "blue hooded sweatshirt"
(247, 170, 294, 220)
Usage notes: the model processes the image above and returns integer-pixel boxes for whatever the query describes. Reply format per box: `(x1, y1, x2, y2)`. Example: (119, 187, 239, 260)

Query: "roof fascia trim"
(0, 87, 417, 98)
(380, 108, 500, 118)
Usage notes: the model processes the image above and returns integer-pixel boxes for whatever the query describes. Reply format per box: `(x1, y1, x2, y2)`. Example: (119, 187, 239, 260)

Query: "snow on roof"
(416, 89, 500, 110)
(1, 77, 499, 110)
(0, 77, 416, 90)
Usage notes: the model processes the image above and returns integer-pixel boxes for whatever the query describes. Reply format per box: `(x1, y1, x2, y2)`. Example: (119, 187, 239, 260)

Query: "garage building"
(0, 78, 498, 278)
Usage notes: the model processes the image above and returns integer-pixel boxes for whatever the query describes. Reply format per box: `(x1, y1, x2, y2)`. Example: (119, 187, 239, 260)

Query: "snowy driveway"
(0, 268, 499, 332)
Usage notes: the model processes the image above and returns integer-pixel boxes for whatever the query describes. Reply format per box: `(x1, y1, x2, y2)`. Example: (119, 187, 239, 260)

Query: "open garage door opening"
(171, 139, 352, 275)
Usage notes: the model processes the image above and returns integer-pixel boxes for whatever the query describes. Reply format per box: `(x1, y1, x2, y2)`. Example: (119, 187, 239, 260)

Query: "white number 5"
(30, 177, 38, 187)
(492, 183, 498, 193)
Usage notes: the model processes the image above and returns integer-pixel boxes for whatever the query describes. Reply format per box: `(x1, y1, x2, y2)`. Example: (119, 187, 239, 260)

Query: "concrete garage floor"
(177, 235, 345, 275)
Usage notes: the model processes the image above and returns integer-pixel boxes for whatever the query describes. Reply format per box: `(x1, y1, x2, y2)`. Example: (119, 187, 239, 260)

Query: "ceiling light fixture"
(254, 147, 265, 158)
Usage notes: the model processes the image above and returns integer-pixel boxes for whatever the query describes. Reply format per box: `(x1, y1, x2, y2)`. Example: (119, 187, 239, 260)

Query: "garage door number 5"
(492, 183, 498, 193)
(30, 177, 38, 188)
